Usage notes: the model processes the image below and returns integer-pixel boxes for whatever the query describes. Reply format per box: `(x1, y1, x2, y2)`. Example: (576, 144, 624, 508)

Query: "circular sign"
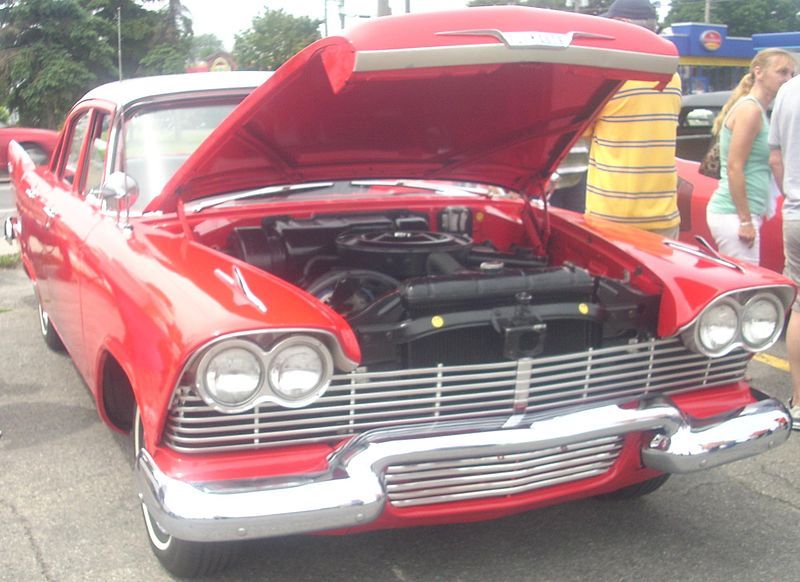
(700, 30, 722, 52)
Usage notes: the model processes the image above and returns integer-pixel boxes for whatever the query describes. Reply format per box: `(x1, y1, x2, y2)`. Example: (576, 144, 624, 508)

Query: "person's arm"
(769, 146, 784, 193)
(726, 102, 762, 246)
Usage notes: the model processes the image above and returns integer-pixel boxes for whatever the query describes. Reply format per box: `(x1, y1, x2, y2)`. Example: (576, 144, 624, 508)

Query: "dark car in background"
(677, 91, 733, 161)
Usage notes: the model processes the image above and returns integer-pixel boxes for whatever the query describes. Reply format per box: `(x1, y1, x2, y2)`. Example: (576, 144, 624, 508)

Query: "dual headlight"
(195, 336, 334, 412)
(683, 292, 786, 357)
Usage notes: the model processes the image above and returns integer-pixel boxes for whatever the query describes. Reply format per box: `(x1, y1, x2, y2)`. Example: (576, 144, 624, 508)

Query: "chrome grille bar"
(385, 436, 624, 507)
(164, 338, 750, 453)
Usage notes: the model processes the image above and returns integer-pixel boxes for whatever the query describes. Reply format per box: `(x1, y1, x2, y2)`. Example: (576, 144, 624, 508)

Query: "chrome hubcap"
(38, 303, 49, 337)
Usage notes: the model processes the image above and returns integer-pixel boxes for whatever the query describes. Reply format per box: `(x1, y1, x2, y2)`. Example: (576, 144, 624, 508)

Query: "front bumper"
(135, 391, 790, 543)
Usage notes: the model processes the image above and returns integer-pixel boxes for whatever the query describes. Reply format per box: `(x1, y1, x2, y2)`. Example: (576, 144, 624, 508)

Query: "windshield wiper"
(189, 182, 335, 213)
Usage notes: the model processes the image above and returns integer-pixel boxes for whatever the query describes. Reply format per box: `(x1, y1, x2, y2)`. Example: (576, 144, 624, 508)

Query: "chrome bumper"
(135, 391, 790, 543)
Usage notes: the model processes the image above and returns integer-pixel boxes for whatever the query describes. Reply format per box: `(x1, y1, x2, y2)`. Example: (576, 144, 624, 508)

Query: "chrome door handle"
(25, 187, 37, 199)
(43, 206, 57, 219)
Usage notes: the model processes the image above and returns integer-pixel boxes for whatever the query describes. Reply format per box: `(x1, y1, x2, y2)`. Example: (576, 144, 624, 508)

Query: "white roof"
(78, 71, 272, 108)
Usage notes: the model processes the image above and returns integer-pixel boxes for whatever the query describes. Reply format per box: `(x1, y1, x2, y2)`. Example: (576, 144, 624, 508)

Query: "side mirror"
(100, 171, 139, 202)
(99, 172, 139, 228)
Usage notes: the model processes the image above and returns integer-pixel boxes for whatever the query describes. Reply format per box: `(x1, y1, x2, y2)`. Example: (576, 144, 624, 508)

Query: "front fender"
(548, 209, 796, 336)
(82, 221, 358, 451)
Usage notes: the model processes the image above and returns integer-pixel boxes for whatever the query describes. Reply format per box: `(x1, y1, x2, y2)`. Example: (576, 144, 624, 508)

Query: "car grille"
(164, 338, 750, 453)
(385, 435, 624, 507)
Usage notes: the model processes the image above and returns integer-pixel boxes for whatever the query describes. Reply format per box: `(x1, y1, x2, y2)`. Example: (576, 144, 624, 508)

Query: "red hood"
(149, 6, 678, 213)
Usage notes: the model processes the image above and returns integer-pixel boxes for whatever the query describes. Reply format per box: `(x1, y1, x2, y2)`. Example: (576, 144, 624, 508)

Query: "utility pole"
(405, 0, 411, 13)
(378, 0, 391, 17)
(704, 0, 711, 22)
(117, 7, 123, 81)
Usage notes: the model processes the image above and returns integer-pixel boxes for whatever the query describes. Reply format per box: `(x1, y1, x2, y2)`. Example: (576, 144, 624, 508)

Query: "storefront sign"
(700, 30, 723, 52)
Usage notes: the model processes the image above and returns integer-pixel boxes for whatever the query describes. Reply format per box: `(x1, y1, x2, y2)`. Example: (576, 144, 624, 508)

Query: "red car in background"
(678, 158, 786, 273)
(4, 7, 795, 578)
(0, 126, 59, 179)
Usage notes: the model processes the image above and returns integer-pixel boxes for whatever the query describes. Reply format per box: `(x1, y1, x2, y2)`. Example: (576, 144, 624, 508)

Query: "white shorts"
(706, 211, 762, 265)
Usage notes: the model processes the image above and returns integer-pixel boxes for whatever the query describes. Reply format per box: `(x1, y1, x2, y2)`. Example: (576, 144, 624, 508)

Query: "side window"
(83, 114, 111, 195)
(63, 112, 91, 185)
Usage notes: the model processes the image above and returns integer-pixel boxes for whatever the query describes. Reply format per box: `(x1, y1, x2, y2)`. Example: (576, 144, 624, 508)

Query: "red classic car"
(0, 126, 59, 179)
(4, 7, 795, 578)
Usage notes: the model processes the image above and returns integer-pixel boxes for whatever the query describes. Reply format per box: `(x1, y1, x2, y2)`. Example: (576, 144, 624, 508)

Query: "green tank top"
(708, 96, 771, 216)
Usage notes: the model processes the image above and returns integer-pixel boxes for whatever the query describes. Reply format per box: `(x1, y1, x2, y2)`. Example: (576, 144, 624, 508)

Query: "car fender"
(80, 221, 357, 448)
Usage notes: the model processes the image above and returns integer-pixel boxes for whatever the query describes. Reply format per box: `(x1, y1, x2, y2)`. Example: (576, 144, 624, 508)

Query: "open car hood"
(150, 6, 678, 213)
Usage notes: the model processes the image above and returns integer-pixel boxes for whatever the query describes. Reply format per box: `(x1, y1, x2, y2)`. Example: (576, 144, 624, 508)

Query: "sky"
(181, 0, 469, 50)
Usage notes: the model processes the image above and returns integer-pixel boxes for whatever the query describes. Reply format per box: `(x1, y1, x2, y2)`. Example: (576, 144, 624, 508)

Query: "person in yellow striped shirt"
(583, 0, 682, 238)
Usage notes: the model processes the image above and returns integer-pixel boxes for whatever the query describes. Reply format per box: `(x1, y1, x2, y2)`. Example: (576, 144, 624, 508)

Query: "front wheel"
(37, 296, 64, 352)
(134, 407, 237, 577)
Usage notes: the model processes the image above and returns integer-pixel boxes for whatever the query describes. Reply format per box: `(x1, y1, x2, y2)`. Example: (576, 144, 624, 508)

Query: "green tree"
(138, 0, 192, 75)
(85, 0, 163, 79)
(0, 0, 117, 127)
(0, 0, 200, 126)
(191, 33, 224, 62)
(665, 0, 800, 36)
(233, 8, 322, 71)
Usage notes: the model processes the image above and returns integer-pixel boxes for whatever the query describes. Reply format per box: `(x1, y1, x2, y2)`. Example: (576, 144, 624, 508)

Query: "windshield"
(120, 99, 242, 210)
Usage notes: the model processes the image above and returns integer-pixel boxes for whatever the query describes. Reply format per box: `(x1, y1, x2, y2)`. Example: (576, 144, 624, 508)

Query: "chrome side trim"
(136, 390, 790, 543)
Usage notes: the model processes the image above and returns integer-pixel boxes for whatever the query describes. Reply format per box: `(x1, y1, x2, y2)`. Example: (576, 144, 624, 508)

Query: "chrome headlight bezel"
(266, 336, 334, 409)
(193, 334, 336, 413)
(681, 288, 789, 357)
(195, 339, 265, 412)
(741, 293, 785, 350)
(695, 298, 740, 356)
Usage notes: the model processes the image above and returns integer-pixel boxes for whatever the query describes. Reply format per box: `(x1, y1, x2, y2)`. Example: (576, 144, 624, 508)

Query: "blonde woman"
(706, 48, 795, 264)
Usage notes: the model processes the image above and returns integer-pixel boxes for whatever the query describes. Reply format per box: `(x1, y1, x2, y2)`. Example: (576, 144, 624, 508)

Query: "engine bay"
(226, 207, 660, 368)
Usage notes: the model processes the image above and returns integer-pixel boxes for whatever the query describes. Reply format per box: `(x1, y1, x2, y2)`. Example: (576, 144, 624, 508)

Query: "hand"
(738, 223, 756, 247)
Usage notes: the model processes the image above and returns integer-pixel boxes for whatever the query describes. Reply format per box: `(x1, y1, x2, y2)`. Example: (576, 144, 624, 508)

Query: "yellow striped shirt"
(584, 74, 682, 231)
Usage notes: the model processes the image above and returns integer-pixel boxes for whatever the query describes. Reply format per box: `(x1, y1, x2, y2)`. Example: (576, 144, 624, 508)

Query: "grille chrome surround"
(164, 338, 750, 453)
(385, 436, 624, 507)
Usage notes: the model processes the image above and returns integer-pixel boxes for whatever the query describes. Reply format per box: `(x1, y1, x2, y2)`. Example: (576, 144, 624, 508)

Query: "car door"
(44, 106, 113, 378)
